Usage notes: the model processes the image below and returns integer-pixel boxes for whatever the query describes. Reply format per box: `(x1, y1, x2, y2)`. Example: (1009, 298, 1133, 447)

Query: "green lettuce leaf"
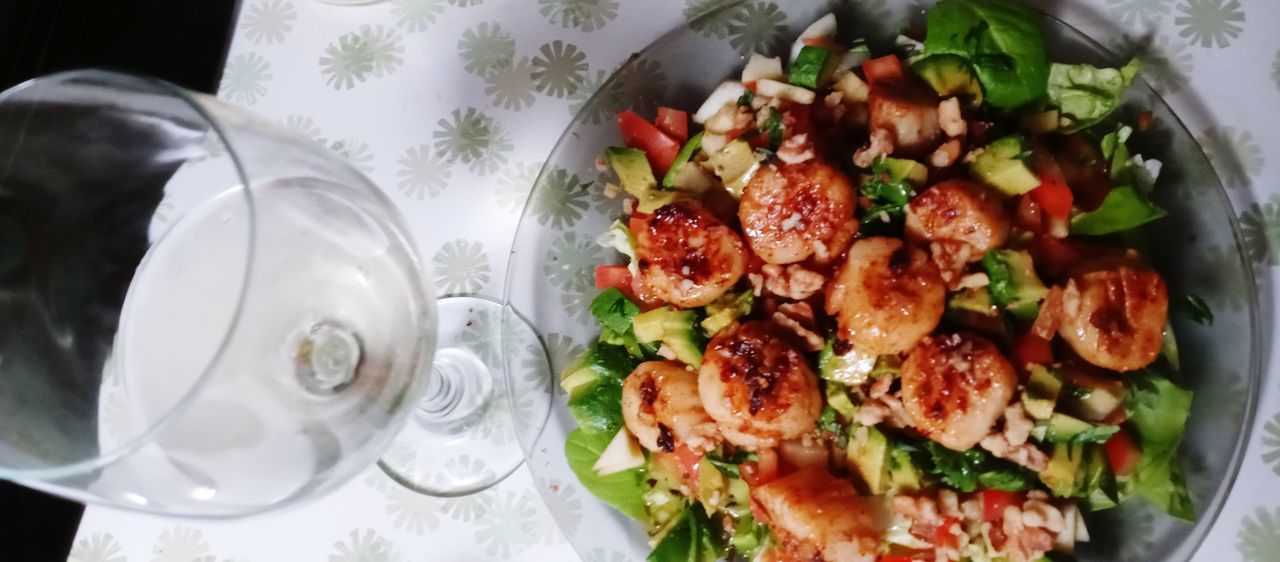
(565, 429, 647, 520)
(1122, 370, 1195, 520)
(729, 514, 773, 560)
(923, 0, 1050, 108)
(596, 220, 638, 274)
(1069, 185, 1167, 236)
(564, 342, 638, 435)
(591, 287, 639, 335)
(648, 504, 724, 562)
(1047, 59, 1140, 132)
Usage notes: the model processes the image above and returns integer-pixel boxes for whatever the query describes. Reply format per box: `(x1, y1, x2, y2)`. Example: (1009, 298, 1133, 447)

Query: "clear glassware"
(0, 70, 547, 516)
(504, 1, 1260, 560)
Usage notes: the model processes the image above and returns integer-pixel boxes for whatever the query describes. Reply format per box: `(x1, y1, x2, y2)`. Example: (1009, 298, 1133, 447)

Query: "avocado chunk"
(605, 146, 682, 213)
(1061, 367, 1127, 422)
(944, 286, 1007, 337)
(846, 424, 890, 494)
(707, 139, 760, 198)
(983, 249, 1050, 321)
(913, 55, 984, 106)
(1022, 365, 1063, 421)
(633, 307, 705, 367)
(1043, 413, 1095, 443)
(970, 135, 1040, 196)
(1041, 443, 1084, 497)
(700, 290, 753, 337)
(881, 157, 928, 185)
(818, 337, 877, 386)
(885, 444, 923, 492)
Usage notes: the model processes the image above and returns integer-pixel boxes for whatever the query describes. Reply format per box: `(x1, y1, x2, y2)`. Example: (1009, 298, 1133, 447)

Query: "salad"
(560, 1, 1205, 561)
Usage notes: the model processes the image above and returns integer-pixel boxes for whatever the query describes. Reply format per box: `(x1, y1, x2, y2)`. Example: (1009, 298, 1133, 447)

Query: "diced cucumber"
(882, 157, 928, 185)
(1043, 413, 1094, 443)
(970, 135, 1040, 196)
(661, 132, 704, 188)
(818, 337, 877, 386)
(700, 290, 753, 337)
(1061, 367, 1126, 422)
(632, 308, 704, 367)
(790, 46, 831, 90)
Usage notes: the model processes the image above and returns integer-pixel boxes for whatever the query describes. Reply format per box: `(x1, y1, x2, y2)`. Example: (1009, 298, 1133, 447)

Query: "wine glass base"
(377, 296, 550, 497)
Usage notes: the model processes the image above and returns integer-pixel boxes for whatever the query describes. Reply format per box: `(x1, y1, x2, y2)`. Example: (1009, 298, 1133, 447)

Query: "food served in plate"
(559, 1, 1204, 560)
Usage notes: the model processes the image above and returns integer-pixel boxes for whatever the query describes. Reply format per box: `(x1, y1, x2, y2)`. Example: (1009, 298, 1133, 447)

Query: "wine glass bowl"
(503, 2, 1261, 560)
(0, 70, 434, 516)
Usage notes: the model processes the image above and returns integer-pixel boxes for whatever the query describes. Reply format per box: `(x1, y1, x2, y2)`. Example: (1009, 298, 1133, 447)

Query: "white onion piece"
(790, 13, 838, 62)
(742, 53, 784, 83)
(756, 79, 816, 105)
(693, 80, 747, 124)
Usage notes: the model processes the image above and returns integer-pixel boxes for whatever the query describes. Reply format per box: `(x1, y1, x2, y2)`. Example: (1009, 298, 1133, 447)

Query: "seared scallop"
(621, 360, 720, 453)
(634, 200, 748, 308)
(825, 237, 946, 355)
(738, 160, 858, 265)
(901, 332, 1017, 451)
(753, 469, 880, 562)
(1058, 265, 1168, 372)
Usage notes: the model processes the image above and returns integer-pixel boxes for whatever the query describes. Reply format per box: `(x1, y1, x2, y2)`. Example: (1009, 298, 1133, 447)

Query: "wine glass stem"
(416, 347, 492, 426)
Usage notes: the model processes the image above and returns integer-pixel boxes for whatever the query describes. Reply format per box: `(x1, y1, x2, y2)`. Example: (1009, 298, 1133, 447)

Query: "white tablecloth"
(70, 0, 1280, 560)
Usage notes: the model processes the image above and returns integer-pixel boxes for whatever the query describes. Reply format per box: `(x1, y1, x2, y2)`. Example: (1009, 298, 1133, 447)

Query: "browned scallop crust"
(868, 81, 943, 157)
(905, 179, 1011, 259)
(825, 237, 947, 355)
(738, 160, 858, 265)
(1058, 266, 1168, 372)
(698, 321, 822, 449)
(621, 360, 719, 453)
(901, 332, 1017, 451)
(752, 469, 880, 561)
(635, 200, 747, 308)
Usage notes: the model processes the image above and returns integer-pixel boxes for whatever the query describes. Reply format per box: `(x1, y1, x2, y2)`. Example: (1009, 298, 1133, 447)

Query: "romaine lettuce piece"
(1047, 59, 1140, 132)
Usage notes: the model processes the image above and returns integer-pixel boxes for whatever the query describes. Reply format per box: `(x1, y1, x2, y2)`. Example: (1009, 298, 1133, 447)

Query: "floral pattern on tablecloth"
(73, 0, 1280, 560)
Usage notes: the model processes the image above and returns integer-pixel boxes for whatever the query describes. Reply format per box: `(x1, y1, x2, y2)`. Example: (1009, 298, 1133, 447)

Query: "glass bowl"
(504, 2, 1261, 560)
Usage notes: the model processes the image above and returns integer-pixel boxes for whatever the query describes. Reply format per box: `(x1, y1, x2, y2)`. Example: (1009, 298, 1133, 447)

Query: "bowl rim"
(502, 2, 1264, 560)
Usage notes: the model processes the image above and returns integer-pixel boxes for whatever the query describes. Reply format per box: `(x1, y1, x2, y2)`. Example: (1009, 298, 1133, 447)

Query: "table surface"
(69, 0, 1280, 560)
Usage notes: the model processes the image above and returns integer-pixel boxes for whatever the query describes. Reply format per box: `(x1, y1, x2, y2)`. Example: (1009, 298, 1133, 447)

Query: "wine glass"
(0, 69, 549, 516)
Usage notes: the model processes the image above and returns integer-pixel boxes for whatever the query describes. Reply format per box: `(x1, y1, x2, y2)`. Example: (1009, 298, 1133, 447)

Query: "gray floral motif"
(495, 161, 543, 212)
(521, 488, 566, 545)
(395, 145, 451, 199)
(441, 484, 495, 523)
(609, 57, 668, 116)
(433, 239, 490, 295)
(545, 231, 603, 322)
(1106, 0, 1173, 27)
(432, 107, 512, 175)
(320, 25, 405, 90)
(1174, 0, 1244, 49)
(532, 41, 589, 98)
(327, 138, 375, 174)
(516, 340, 553, 393)
(535, 479, 583, 539)
(568, 69, 613, 125)
(1239, 507, 1280, 562)
(591, 170, 625, 215)
(458, 22, 515, 79)
(70, 532, 125, 562)
(241, 0, 297, 44)
(726, 2, 787, 57)
(1114, 33, 1192, 95)
(544, 231, 602, 291)
(474, 491, 538, 557)
(685, 0, 744, 40)
(391, 0, 447, 32)
(1262, 412, 1280, 476)
(543, 332, 585, 378)
(485, 57, 538, 111)
(532, 167, 592, 229)
(380, 473, 443, 535)
(539, 0, 619, 32)
(330, 529, 400, 562)
(583, 548, 639, 562)
(447, 0, 483, 5)
(460, 307, 502, 367)
(152, 526, 210, 562)
(1239, 194, 1280, 266)
(220, 52, 272, 105)
(1201, 126, 1264, 189)
(279, 114, 325, 143)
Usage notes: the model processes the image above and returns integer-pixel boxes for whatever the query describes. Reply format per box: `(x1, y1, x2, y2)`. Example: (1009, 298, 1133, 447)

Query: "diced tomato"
(982, 489, 1024, 522)
(862, 54, 904, 85)
(655, 107, 688, 144)
(594, 265, 632, 292)
(1054, 133, 1112, 212)
(628, 212, 648, 235)
(933, 517, 961, 550)
(617, 110, 681, 175)
(1105, 430, 1142, 477)
(1102, 408, 1129, 425)
(1030, 179, 1073, 220)
(1013, 332, 1054, 370)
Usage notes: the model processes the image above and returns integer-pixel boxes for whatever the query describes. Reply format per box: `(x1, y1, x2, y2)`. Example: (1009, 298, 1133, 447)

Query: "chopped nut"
(929, 137, 963, 168)
(853, 128, 894, 168)
(773, 302, 824, 351)
(939, 97, 967, 138)
(954, 271, 990, 290)
(762, 263, 825, 300)
(777, 133, 816, 165)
